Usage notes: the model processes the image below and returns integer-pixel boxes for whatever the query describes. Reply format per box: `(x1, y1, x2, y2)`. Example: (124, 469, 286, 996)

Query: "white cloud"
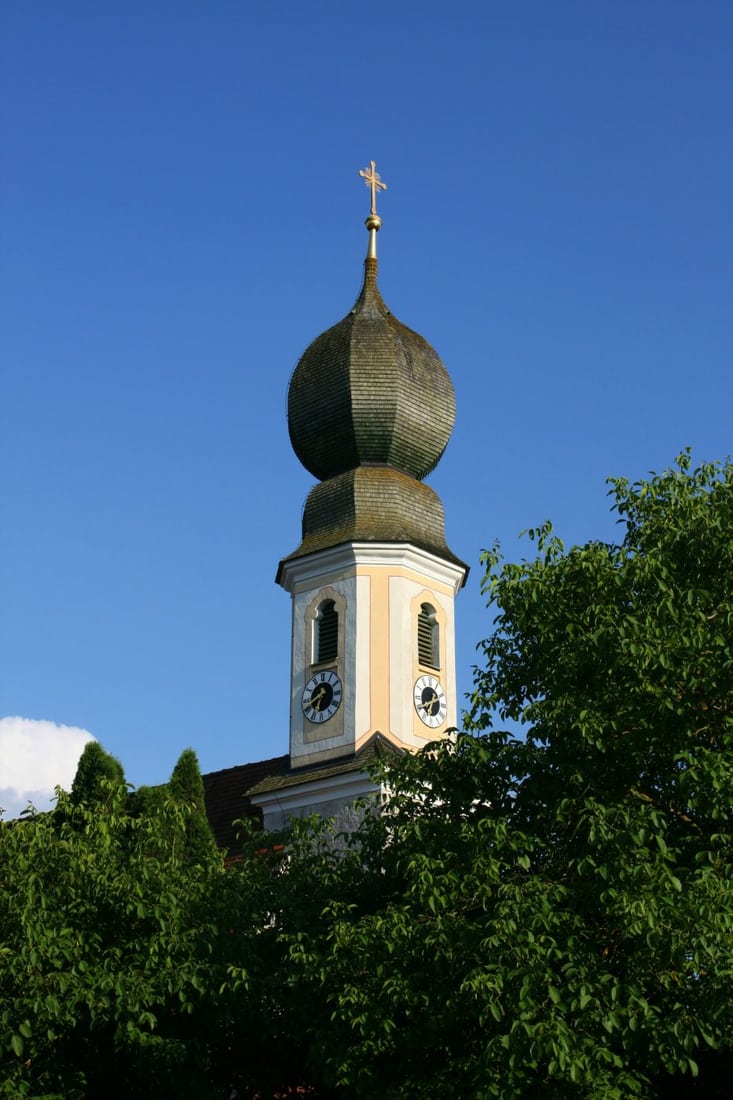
(0, 716, 95, 819)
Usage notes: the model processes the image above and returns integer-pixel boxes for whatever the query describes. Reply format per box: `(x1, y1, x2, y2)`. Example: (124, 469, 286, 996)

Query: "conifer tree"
(69, 740, 125, 806)
(168, 747, 217, 862)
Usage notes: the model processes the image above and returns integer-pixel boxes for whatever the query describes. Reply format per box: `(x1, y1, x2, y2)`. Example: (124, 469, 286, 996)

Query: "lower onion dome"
(278, 465, 466, 569)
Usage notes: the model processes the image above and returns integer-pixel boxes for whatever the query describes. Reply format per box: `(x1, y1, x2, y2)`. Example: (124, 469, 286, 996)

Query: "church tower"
(205, 165, 468, 840)
(277, 163, 467, 772)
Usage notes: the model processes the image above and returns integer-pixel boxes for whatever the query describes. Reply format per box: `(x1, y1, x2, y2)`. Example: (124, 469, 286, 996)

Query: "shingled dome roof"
(280, 465, 465, 568)
(287, 257, 455, 482)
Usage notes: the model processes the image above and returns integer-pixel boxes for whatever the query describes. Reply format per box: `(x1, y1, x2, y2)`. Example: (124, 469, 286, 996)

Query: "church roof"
(202, 736, 402, 853)
(246, 732, 403, 797)
(278, 465, 468, 571)
(202, 753, 288, 855)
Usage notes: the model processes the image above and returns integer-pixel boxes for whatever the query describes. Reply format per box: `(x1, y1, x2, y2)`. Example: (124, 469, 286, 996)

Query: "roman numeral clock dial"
(302, 671, 342, 723)
(413, 675, 447, 729)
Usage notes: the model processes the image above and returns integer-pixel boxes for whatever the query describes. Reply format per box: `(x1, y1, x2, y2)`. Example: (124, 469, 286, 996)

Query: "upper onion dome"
(287, 163, 455, 484)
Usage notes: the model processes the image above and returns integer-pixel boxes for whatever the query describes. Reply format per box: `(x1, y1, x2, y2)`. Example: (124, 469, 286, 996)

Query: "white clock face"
(413, 674, 447, 728)
(302, 670, 342, 724)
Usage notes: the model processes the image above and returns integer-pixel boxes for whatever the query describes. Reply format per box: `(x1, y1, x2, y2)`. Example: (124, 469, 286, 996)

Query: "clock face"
(302, 670, 342, 724)
(413, 674, 447, 728)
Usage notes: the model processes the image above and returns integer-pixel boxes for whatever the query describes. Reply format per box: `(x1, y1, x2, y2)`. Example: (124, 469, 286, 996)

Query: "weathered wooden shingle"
(281, 465, 466, 569)
(288, 257, 455, 483)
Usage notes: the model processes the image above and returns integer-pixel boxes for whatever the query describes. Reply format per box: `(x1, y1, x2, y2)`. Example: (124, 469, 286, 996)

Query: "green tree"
(0, 784, 228, 1098)
(69, 741, 125, 806)
(280, 454, 733, 1097)
(0, 774, 315, 1098)
(5, 454, 730, 1099)
(168, 748, 217, 863)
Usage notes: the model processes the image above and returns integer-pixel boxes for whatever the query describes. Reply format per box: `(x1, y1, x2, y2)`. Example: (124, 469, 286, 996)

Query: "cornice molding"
(278, 541, 467, 594)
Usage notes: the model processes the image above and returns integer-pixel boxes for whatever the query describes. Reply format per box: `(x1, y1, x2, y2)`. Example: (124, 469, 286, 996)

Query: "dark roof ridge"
(202, 753, 288, 781)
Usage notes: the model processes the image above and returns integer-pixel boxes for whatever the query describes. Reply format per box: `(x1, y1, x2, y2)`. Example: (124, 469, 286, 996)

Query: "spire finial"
(360, 159, 387, 216)
(359, 160, 387, 259)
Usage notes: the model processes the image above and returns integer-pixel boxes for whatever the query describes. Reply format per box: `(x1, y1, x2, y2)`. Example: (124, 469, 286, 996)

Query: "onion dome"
(287, 257, 456, 482)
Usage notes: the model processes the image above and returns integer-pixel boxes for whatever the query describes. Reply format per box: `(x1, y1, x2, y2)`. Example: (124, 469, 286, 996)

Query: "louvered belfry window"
(418, 603, 439, 669)
(316, 599, 338, 664)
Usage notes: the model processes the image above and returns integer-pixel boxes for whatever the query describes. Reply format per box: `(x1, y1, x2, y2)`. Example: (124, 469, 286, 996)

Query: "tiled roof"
(203, 735, 404, 851)
(202, 754, 288, 855)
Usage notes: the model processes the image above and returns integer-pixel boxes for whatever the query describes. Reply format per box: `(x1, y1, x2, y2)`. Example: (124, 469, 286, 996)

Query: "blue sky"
(2, 1, 731, 811)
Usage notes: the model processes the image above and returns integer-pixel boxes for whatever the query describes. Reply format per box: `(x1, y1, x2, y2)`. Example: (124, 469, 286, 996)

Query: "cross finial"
(359, 160, 387, 216)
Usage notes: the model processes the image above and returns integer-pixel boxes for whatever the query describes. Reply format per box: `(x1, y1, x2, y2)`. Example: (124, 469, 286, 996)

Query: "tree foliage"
(0, 780, 318, 1097)
(0, 785, 227, 1098)
(2, 454, 731, 1098)
(168, 748, 217, 863)
(69, 741, 125, 806)
(276, 454, 733, 1097)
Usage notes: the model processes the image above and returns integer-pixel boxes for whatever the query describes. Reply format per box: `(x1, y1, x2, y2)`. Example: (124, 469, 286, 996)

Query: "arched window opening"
(315, 599, 338, 664)
(418, 603, 440, 670)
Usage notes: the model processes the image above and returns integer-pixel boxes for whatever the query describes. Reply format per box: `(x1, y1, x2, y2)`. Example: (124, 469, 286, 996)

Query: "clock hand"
(308, 686, 327, 711)
(419, 693, 439, 715)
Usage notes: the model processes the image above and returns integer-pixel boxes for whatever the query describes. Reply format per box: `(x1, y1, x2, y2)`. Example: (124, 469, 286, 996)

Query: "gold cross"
(359, 160, 387, 216)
